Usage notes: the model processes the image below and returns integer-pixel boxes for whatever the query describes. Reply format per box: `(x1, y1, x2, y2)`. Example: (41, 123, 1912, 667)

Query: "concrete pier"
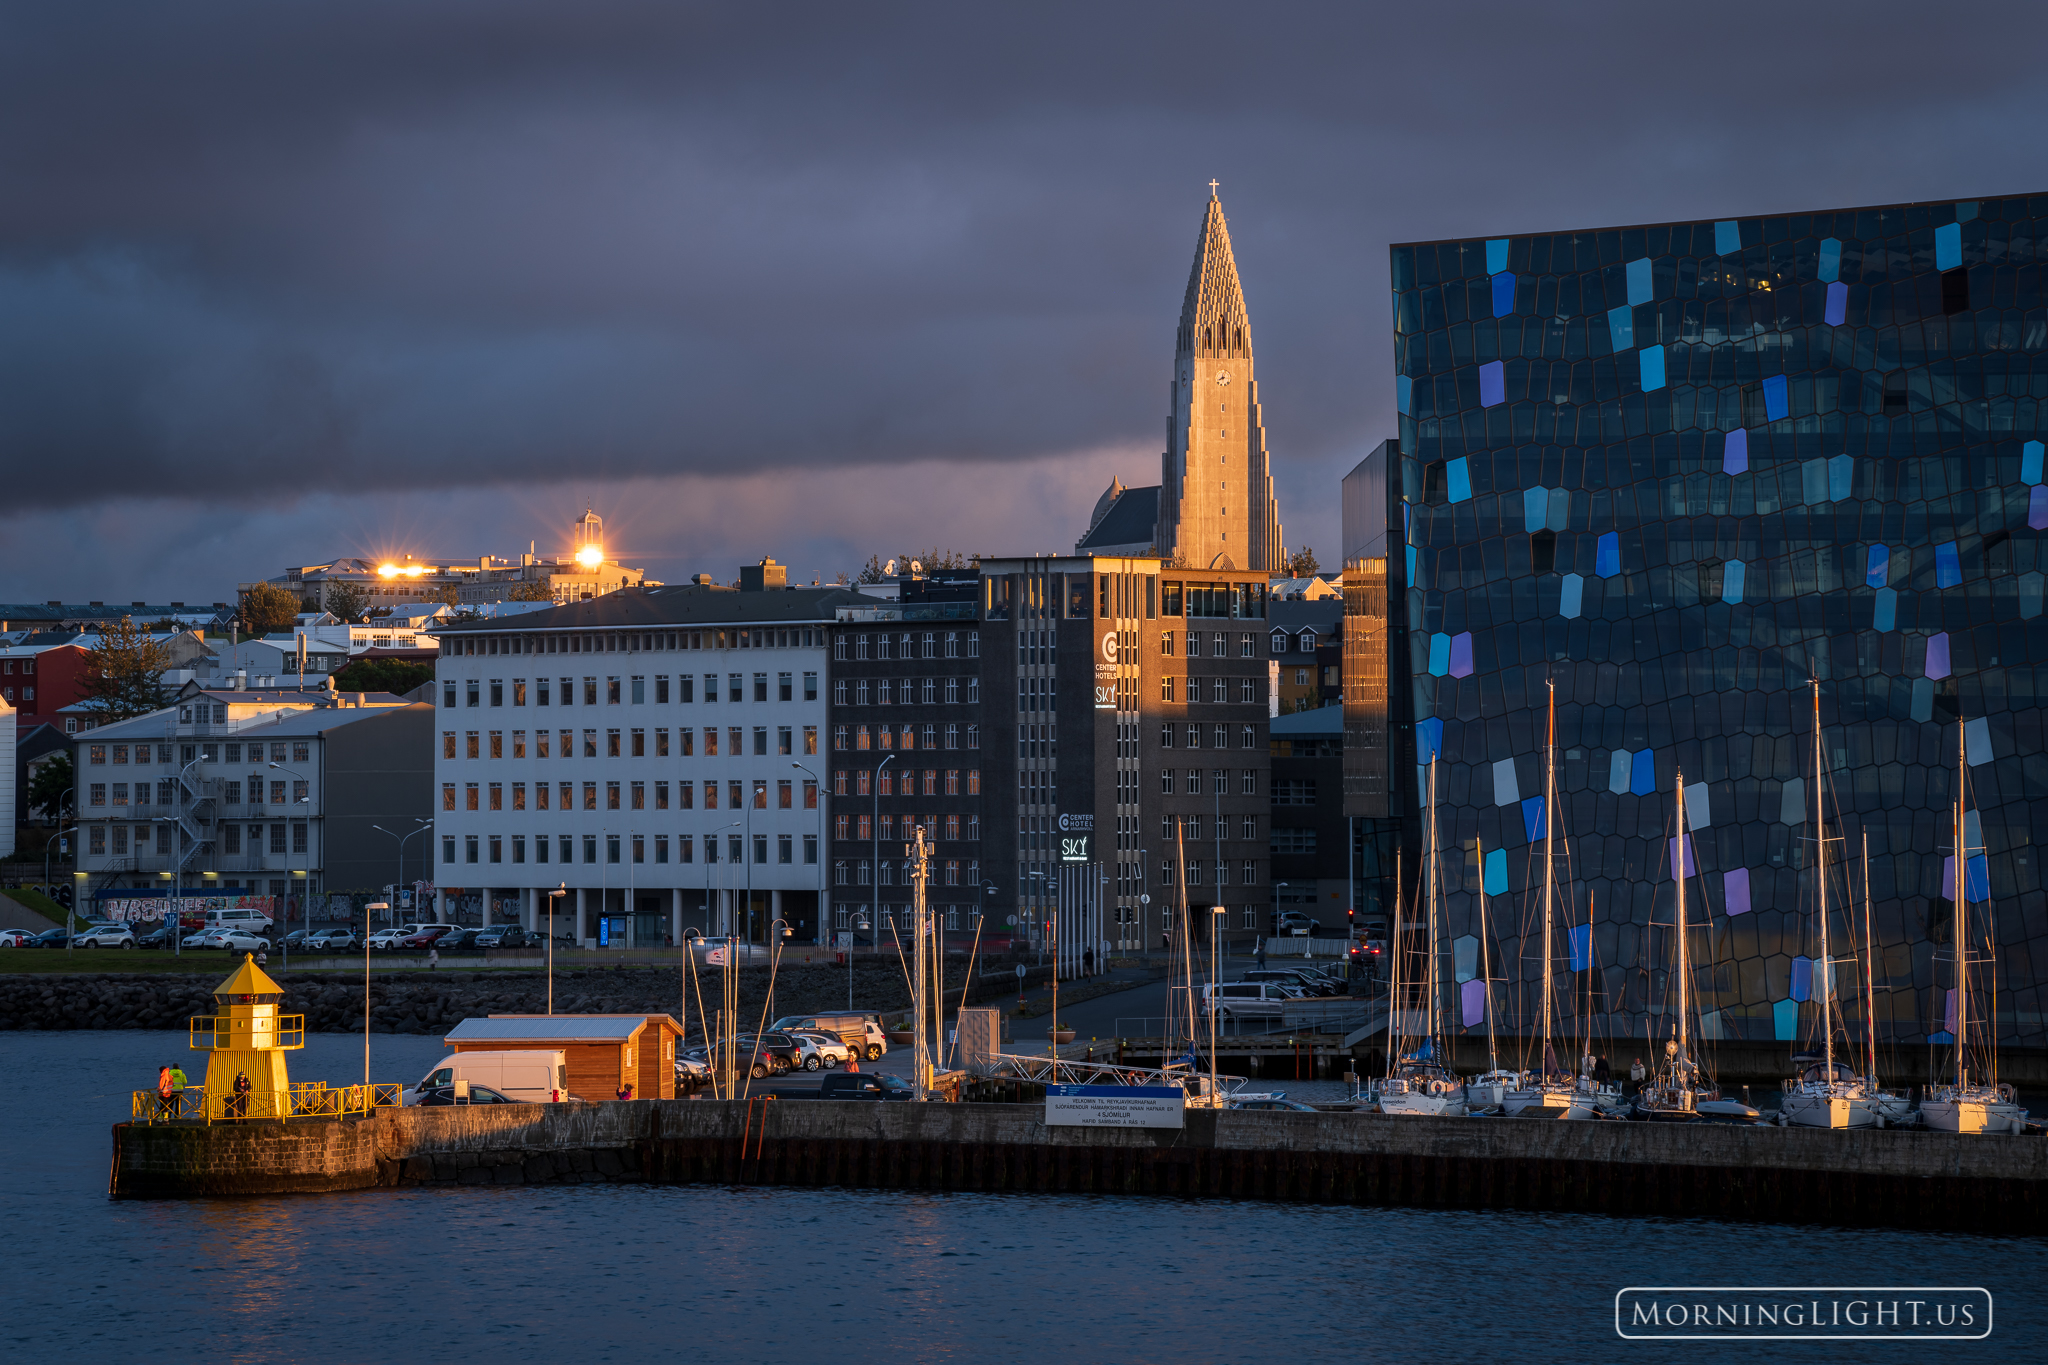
(111, 1100, 2048, 1232)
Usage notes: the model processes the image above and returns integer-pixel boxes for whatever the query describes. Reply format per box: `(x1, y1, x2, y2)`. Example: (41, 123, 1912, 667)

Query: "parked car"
(771, 1012, 889, 1060)
(409, 1083, 518, 1107)
(211, 929, 273, 952)
(399, 925, 456, 949)
(1242, 968, 1334, 997)
(71, 922, 138, 949)
(408, 1050, 565, 1104)
(281, 929, 311, 952)
(201, 907, 274, 934)
(1199, 981, 1297, 1019)
(785, 1030, 852, 1070)
(675, 1051, 712, 1092)
(1272, 911, 1321, 937)
(734, 1033, 804, 1077)
(474, 924, 529, 949)
(28, 928, 74, 949)
(436, 927, 483, 951)
(693, 936, 769, 965)
(305, 927, 359, 951)
(0, 928, 37, 947)
(182, 928, 229, 949)
(818, 1073, 916, 1101)
(367, 928, 410, 950)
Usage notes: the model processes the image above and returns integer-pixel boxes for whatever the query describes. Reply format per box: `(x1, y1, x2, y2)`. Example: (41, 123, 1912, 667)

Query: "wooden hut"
(443, 1014, 684, 1100)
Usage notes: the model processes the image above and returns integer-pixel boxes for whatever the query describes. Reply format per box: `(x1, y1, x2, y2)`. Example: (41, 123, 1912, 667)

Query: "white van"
(406, 1050, 567, 1105)
(204, 906, 275, 932)
(1199, 982, 1295, 1020)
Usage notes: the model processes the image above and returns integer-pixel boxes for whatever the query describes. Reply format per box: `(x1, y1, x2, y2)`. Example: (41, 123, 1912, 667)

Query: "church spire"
(1176, 192, 1251, 362)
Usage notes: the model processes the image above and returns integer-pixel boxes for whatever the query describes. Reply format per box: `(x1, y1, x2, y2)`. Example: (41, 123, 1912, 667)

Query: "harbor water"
(9, 1030, 2045, 1363)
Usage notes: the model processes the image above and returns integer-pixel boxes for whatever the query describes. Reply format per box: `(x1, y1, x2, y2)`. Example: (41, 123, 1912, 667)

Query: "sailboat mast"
(1477, 836, 1497, 1076)
(1863, 831, 1878, 1087)
(1542, 681, 1556, 1067)
(1426, 757, 1441, 1054)
(1675, 771, 1690, 1075)
(1954, 719, 1967, 1092)
(1386, 847, 1403, 1078)
(1814, 680, 1833, 1084)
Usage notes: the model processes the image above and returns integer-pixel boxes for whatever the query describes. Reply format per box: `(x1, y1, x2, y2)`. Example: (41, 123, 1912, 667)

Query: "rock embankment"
(0, 958, 1048, 1035)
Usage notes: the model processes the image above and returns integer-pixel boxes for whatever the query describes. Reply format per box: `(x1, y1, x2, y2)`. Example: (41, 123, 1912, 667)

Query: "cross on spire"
(1209, 179, 1219, 197)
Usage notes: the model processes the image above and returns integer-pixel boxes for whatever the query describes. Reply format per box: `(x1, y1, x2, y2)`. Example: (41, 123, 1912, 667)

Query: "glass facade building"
(1391, 195, 2048, 1051)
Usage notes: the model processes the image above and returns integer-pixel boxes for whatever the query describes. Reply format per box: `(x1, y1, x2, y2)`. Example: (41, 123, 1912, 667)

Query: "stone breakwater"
(110, 1099, 2048, 1233)
(0, 959, 1049, 1035)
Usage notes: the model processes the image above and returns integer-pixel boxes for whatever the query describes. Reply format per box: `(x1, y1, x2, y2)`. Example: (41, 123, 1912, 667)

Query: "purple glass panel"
(1478, 360, 1504, 408)
(1723, 867, 1751, 916)
(1447, 631, 1474, 678)
(2031, 484, 2048, 531)
(1723, 428, 1748, 475)
(1824, 280, 1848, 326)
(1925, 632, 1951, 680)
(1460, 978, 1487, 1027)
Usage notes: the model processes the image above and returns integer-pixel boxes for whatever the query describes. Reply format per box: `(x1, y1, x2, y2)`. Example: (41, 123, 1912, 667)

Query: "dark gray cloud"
(4, 2, 2048, 598)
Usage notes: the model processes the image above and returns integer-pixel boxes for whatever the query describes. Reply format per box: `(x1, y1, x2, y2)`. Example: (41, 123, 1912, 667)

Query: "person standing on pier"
(231, 1071, 251, 1121)
(428, 946, 440, 971)
(1628, 1057, 1645, 1096)
(156, 1065, 175, 1119)
(169, 1062, 188, 1110)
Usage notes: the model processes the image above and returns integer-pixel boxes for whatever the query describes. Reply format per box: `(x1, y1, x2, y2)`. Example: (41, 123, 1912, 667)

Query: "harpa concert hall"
(1348, 194, 2048, 1058)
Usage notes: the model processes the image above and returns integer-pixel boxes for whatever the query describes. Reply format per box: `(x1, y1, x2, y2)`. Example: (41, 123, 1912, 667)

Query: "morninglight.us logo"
(1615, 1287, 1992, 1340)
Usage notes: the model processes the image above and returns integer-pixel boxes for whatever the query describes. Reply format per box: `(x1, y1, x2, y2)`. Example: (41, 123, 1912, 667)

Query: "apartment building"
(430, 566, 863, 947)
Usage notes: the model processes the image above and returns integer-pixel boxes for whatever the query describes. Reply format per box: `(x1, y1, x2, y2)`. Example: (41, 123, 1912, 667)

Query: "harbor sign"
(1044, 1084, 1185, 1129)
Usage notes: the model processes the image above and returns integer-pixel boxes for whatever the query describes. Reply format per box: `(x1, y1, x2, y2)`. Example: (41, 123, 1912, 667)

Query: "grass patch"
(2, 887, 78, 927)
(0, 948, 233, 974)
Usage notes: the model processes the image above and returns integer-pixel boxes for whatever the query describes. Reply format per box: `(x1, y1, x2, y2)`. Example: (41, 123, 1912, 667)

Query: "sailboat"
(1781, 681, 1880, 1130)
(1375, 757, 1467, 1116)
(1503, 682, 1592, 1119)
(1853, 832, 1914, 1124)
(1921, 716, 2029, 1135)
(1464, 836, 1516, 1113)
(1632, 770, 1759, 1124)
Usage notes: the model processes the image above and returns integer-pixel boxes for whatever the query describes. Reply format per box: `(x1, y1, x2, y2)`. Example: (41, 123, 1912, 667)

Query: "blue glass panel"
(1935, 221, 1962, 271)
(1715, 220, 1740, 255)
(1427, 632, 1450, 677)
(1521, 795, 1547, 843)
(2032, 485, 2048, 531)
(1874, 587, 1896, 631)
(1626, 256, 1652, 306)
(2022, 572, 2045, 621)
(1910, 676, 1934, 722)
(1405, 544, 1417, 585)
(1559, 572, 1583, 619)
(1485, 238, 1509, 275)
(1773, 999, 1799, 1041)
(1595, 531, 1619, 578)
(1866, 544, 1889, 587)
(1790, 956, 1812, 1003)
(1763, 374, 1788, 422)
(1723, 427, 1748, 474)
(2023, 439, 2043, 486)
(1722, 558, 1745, 604)
(1447, 455, 1473, 502)
(1523, 486, 1548, 533)
(1482, 846, 1507, 896)
(1606, 305, 1633, 351)
(1639, 344, 1665, 391)
(1802, 459, 1829, 505)
(1629, 747, 1654, 797)
(1668, 832, 1696, 879)
(1965, 716, 1993, 766)
(1968, 854, 1990, 902)
(1818, 237, 1841, 283)
(1545, 488, 1568, 532)
(1491, 271, 1515, 319)
(1828, 454, 1854, 501)
(1824, 280, 1847, 326)
(1608, 750, 1632, 794)
(1567, 922, 1591, 971)
(1477, 360, 1504, 408)
(1935, 541, 1961, 588)
(1396, 373, 1412, 416)
(1417, 716, 1443, 762)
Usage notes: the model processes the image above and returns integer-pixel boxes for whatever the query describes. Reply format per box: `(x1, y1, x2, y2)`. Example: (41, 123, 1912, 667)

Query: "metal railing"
(965, 1049, 1249, 1095)
(129, 1081, 400, 1125)
(189, 1014, 307, 1051)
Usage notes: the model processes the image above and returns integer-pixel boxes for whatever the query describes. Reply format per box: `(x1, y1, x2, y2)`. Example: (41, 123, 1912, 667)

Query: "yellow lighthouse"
(193, 953, 304, 1121)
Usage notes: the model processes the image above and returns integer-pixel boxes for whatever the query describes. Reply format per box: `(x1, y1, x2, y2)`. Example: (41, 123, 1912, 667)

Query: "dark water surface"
(6, 1030, 2041, 1364)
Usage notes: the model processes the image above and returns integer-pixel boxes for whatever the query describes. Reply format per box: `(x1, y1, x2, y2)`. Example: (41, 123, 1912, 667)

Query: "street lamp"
(46, 824, 79, 954)
(546, 885, 567, 1014)
(362, 899, 387, 1088)
(370, 821, 435, 938)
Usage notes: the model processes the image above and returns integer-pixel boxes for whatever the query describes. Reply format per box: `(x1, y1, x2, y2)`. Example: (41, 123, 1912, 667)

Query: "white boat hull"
(1781, 1088, 1879, 1130)
(1376, 1086, 1467, 1117)
(1503, 1086, 1593, 1120)
(1922, 1097, 2027, 1135)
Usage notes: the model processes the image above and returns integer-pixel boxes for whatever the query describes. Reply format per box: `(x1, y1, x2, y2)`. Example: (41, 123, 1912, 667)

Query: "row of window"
(1160, 724, 1264, 750)
(1157, 860, 1262, 886)
(89, 740, 309, 766)
(87, 822, 306, 856)
(445, 778, 821, 812)
(1, 686, 31, 703)
(837, 905, 985, 931)
(446, 672, 820, 709)
(833, 858, 983, 886)
(442, 726, 819, 760)
(832, 768, 982, 797)
(88, 779, 307, 807)
(834, 724, 980, 752)
(445, 831, 820, 865)
(1160, 677, 1262, 704)
(833, 632, 979, 661)
(1160, 769, 1262, 796)
(833, 813, 981, 842)
(1165, 815, 1263, 840)
(0, 658, 35, 674)
(443, 628, 822, 657)
(834, 676, 979, 705)
(1160, 631, 1260, 657)
(1269, 629, 1324, 653)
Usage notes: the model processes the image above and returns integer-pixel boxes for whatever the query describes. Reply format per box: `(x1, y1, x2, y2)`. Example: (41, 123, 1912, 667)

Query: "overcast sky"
(5, 2, 2048, 602)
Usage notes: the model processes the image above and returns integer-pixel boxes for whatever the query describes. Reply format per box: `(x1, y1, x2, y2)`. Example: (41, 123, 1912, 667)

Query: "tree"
(325, 580, 369, 622)
(79, 618, 172, 722)
(331, 658, 436, 695)
(239, 582, 302, 636)
(509, 579, 556, 602)
(26, 753, 73, 825)
(855, 555, 889, 584)
(1285, 544, 1321, 578)
(438, 581, 463, 607)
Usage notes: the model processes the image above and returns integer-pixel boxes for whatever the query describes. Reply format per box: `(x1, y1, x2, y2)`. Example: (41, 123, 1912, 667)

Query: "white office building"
(430, 562, 866, 947)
